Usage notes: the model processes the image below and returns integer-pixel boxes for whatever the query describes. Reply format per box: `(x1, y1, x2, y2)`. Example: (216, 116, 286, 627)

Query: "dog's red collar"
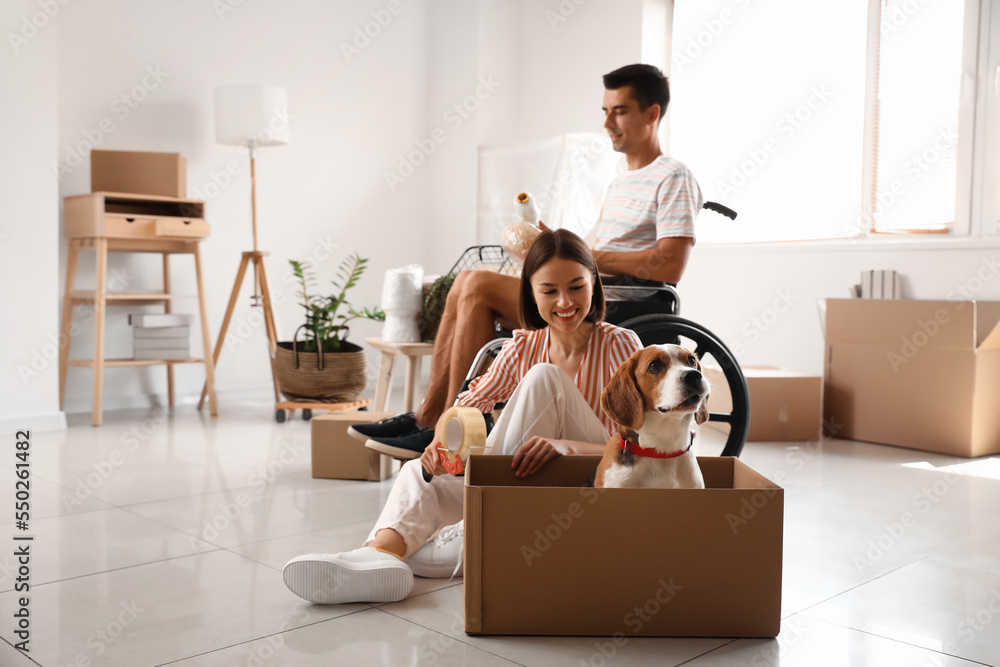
(619, 435, 692, 459)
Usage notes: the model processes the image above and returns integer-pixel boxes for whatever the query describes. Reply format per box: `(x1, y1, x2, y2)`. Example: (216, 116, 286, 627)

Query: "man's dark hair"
(519, 229, 606, 330)
(603, 64, 670, 120)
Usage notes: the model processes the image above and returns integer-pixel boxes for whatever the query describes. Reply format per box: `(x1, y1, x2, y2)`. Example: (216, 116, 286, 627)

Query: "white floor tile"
(0, 549, 365, 667)
(168, 606, 521, 666)
(681, 614, 984, 667)
(380, 584, 731, 667)
(805, 559, 1000, 665)
(0, 507, 217, 592)
(124, 477, 386, 548)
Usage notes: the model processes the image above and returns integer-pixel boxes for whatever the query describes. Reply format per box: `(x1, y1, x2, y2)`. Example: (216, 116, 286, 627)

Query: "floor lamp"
(199, 85, 290, 411)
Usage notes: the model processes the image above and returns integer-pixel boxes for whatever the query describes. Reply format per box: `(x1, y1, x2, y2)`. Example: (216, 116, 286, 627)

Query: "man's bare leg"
(414, 271, 520, 428)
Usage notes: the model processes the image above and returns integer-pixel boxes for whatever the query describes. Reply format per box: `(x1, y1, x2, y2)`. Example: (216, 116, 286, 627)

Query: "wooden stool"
(365, 338, 435, 413)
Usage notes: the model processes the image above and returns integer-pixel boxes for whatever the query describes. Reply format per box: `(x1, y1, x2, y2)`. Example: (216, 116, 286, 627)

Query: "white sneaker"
(282, 547, 413, 604)
(408, 521, 464, 579)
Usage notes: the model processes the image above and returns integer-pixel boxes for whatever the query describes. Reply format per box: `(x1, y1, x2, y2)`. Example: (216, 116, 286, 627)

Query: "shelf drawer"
(155, 217, 209, 238)
(104, 214, 158, 238)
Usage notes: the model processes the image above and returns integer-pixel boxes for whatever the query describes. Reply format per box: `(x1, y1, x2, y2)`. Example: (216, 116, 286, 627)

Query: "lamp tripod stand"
(198, 145, 281, 410)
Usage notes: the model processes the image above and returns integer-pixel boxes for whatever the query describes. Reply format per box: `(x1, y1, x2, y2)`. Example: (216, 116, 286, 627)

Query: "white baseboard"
(0, 411, 68, 435)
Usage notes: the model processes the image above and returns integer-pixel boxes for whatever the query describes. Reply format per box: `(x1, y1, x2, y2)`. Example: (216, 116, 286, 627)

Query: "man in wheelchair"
(355, 63, 704, 458)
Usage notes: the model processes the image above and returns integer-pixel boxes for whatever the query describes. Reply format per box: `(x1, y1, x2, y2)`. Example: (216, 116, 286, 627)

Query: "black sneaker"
(347, 413, 419, 442)
(365, 427, 436, 460)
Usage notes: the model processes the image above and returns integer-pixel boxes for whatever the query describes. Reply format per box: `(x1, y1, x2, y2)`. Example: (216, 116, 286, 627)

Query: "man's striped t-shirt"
(593, 155, 704, 252)
(457, 322, 642, 439)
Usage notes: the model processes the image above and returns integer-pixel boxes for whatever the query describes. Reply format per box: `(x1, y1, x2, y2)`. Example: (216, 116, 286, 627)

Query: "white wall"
(0, 0, 64, 432)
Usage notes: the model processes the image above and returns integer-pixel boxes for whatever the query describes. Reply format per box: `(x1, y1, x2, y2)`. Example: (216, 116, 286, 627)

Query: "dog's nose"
(682, 370, 703, 390)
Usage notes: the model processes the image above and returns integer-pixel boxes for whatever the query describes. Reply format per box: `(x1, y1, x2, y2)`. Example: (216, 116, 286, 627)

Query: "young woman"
(283, 230, 642, 604)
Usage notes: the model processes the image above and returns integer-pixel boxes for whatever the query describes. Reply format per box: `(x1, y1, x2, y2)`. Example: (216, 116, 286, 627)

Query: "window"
(666, 0, 977, 243)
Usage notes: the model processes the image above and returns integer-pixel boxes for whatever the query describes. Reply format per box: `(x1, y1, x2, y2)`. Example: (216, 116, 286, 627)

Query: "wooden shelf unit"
(59, 191, 218, 426)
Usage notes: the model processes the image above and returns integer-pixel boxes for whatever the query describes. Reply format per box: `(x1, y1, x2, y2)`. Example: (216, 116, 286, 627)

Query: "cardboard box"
(824, 298, 1000, 457)
(311, 411, 398, 481)
(464, 455, 783, 637)
(91, 149, 187, 198)
(704, 365, 822, 442)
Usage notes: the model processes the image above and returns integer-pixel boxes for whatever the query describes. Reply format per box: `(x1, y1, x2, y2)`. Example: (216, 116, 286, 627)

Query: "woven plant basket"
(272, 327, 368, 402)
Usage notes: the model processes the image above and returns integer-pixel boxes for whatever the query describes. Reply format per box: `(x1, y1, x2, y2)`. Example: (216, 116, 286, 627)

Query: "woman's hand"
(511, 437, 570, 477)
(420, 436, 447, 476)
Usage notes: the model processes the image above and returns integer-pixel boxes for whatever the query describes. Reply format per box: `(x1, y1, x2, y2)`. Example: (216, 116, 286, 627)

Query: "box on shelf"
(133, 338, 189, 351)
(135, 348, 190, 360)
(134, 325, 189, 339)
(311, 411, 398, 481)
(129, 313, 193, 328)
(464, 455, 783, 637)
(704, 365, 822, 442)
(824, 298, 1000, 457)
(91, 149, 187, 198)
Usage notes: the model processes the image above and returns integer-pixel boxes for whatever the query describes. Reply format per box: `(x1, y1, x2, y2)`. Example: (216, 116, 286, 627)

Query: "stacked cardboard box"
(129, 313, 192, 360)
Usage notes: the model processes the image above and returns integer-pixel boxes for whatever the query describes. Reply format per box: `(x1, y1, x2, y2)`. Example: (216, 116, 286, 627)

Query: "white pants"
(365, 364, 608, 559)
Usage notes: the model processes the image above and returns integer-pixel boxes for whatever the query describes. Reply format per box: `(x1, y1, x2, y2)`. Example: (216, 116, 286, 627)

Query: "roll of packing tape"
(437, 406, 487, 475)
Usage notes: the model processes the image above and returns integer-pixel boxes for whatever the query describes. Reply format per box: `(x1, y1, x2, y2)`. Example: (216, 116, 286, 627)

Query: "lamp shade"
(214, 85, 290, 147)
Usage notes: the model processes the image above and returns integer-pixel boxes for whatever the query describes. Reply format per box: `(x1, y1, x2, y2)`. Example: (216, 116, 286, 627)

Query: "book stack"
(129, 313, 193, 360)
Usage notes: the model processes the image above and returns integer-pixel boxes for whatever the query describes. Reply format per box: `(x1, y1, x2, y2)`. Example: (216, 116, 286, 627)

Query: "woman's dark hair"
(603, 64, 669, 120)
(519, 229, 606, 330)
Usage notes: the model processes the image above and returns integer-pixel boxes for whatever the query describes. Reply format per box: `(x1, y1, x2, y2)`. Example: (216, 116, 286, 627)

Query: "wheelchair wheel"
(617, 314, 749, 458)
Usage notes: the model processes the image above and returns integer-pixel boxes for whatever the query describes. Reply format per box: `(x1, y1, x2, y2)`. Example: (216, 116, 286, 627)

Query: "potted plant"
(271, 254, 384, 403)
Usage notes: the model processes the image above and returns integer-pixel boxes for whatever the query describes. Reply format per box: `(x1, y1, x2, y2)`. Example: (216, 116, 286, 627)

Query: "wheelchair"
(447, 205, 750, 458)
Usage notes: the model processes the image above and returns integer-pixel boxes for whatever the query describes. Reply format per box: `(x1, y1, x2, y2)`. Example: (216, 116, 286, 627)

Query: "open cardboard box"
(463, 455, 783, 637)
(824, 299, 1000, 457)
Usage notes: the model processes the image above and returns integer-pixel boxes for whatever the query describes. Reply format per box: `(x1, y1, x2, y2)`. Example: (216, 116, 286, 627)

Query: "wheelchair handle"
(703, 201, 737, 219)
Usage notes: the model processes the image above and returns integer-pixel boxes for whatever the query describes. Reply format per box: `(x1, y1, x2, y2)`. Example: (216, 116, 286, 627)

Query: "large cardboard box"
(91, 149, 187, 198)
(464, 455, 783, 637)
(704, 365, 822, 442)
(311, 411, 397, 481)
(824, 298, 1000, 457)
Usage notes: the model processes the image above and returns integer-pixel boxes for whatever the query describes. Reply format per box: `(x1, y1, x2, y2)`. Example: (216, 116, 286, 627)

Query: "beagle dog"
(595, 344, 710, 489)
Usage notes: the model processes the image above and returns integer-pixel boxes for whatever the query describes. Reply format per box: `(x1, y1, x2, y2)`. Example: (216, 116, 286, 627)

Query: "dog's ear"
(601, 355, 644, 432)
(695, 391, 710, 425)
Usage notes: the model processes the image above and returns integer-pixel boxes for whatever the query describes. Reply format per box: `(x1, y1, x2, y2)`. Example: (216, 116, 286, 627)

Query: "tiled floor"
(2, 403, 999, 666)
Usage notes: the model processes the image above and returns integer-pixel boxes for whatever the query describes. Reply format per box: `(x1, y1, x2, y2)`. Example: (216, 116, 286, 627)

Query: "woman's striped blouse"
(457, 321, 642, 439)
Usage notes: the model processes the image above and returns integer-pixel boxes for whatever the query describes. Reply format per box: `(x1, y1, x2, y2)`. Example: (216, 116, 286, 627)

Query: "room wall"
(0, 0, 64, 432)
